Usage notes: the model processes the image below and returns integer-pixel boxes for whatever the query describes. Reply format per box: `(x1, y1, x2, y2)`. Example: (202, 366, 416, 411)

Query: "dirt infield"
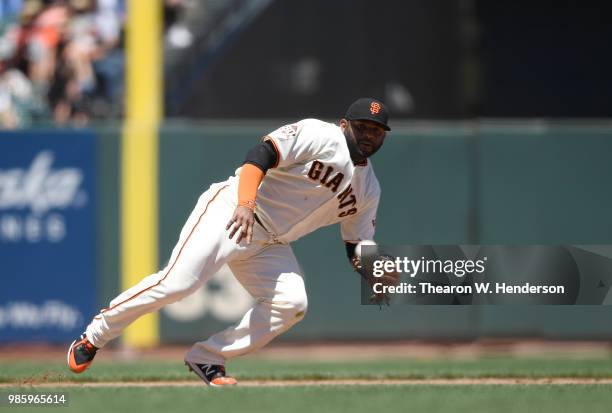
(3, 378, 612, 388)
(3, 341, 612, 390)
(2, 340, 611, 362)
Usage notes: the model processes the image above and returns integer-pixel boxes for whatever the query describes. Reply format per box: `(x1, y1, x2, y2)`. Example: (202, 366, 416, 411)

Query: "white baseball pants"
(85, 179, 307, 365)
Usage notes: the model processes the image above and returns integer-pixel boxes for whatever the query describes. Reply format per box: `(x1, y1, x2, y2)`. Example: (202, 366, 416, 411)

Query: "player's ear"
(339, 119, 349, 129)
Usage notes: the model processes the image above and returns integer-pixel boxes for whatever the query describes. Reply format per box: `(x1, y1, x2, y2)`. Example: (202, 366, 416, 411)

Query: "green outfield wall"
(92, 121, 612, 342)
(94, 126, 120, 309)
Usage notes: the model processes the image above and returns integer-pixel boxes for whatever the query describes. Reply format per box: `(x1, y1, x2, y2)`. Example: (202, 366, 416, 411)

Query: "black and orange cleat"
(67, 333, 98, 373)
(185, 361, 237, 386)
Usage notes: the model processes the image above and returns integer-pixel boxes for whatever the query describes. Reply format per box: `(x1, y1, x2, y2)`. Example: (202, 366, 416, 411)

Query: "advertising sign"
(0, 131, 96, 342)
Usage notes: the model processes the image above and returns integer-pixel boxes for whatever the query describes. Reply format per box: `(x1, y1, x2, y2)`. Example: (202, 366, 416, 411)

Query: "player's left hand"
(226, 205, 255, 244)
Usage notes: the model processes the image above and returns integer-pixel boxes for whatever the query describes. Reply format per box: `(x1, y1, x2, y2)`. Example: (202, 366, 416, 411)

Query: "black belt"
(253, 213, 268, 232)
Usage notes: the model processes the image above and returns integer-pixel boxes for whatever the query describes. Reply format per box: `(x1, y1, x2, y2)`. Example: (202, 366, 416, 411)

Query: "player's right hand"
(226, 205, 255, 244)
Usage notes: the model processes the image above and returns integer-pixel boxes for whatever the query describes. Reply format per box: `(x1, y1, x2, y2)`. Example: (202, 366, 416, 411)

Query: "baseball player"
(67, 97, 391, 386)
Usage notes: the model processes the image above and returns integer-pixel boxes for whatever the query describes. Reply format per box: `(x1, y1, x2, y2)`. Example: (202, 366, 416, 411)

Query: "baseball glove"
(353, 253, 400, 306)
(368, 255, 400, 306)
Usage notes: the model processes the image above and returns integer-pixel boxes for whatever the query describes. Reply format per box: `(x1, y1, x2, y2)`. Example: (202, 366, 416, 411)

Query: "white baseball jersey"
(249, 118, 380, 244)
(84, 118, 382, 367)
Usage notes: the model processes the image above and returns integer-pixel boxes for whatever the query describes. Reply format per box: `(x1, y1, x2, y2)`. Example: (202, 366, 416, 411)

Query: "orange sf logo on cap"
(370, 102, 381, 115)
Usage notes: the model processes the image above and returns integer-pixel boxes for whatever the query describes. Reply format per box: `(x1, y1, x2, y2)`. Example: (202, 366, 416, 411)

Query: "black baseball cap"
(344, 97, 391, 131)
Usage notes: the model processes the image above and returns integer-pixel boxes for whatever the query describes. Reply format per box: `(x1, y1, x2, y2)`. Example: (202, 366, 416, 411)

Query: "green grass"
(2, 357, 612, 383)
(2, 385, 612, 413)
(3, 357, 612, 413)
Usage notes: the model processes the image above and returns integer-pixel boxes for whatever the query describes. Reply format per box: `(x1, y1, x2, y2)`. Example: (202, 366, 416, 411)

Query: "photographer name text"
(373, 282, 566, 295)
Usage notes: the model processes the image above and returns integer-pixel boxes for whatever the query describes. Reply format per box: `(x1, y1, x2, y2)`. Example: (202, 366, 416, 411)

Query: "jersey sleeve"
(263, 120, 324, 168)
(340, 186, 380, 243)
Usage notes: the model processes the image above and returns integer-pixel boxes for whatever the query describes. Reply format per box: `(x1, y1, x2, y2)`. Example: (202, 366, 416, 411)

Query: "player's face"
(348, 120, 386, 158)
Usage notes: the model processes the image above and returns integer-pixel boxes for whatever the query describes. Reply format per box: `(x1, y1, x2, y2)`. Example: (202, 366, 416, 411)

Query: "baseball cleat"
(67, 333, 98, 373)
(185, 361, 237, 386)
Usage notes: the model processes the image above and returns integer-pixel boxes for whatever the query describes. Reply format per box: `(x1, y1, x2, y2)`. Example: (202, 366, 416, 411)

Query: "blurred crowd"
(0, 0, 125, 128)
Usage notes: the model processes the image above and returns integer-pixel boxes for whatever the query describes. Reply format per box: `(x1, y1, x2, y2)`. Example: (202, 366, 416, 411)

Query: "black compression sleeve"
(346, 241, 367, 276)
(244, 140, 278, 173)
(345, 242, 357, 261)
